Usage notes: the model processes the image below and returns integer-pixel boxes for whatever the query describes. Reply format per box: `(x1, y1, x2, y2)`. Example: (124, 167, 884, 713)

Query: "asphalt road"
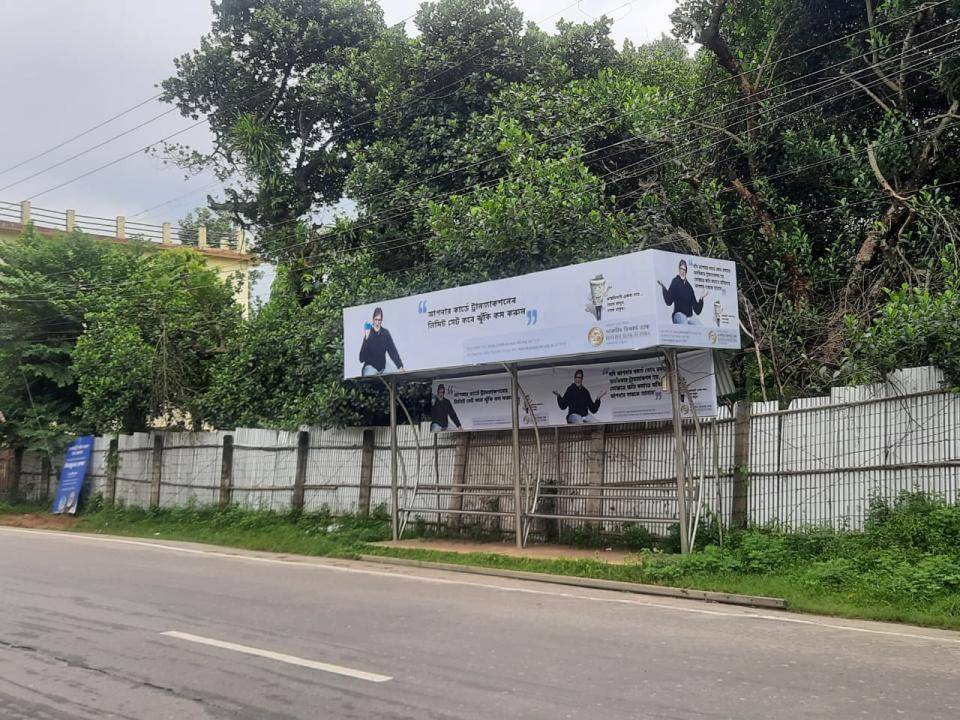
(1, 527, 959, 720)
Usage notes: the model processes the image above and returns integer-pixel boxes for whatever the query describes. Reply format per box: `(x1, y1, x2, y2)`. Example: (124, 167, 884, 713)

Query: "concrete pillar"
(291, 430, 309, 512)
(66, 209, 76, 232)
(41, 455, 52, 501)
(731, 402, 752, 529)
(104, 437, 118, 506)
(358, 429, 374, 516)
(10, 447, 24, 502)
(116, 216, 126, 240)
(219, 435, 234, 507)
(150, 434, 164, 508)
(162, 222, 172, 244)
(198, 225, 208, 248)
(448, 432, 470, 530)
(20, 201, 30, 225)
(585, 426, 606, 518)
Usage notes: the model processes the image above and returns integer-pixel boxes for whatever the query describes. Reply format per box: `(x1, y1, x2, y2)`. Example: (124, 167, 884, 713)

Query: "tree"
(160, 0, 386, 266)
(0, 228, 140, 451)
(74, 249, 241, 432)
(177, 207, 237, 249)
(0, 228, 241, 447)
(164, 0, 960, 423)
(201, 258, 406, 428)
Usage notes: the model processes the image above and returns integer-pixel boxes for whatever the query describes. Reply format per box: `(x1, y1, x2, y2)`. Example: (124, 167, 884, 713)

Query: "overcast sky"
(0, 0, 677, 299)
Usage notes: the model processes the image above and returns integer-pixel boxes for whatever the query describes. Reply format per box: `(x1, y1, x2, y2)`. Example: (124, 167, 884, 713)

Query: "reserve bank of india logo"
(708, 330, 718, 345)
(587, 326, 605, 347)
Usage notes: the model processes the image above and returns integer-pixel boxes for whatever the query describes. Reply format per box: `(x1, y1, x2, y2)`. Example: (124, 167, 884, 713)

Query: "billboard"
(343, 249, 738, 379)
(52, 435, 94, 515)
(428, 351, 717, 432)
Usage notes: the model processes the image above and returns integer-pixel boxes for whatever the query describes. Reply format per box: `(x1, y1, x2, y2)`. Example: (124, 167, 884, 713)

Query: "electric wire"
(0, 93, 162, 178)
(3, 10, 957, 305)
(5, 55, 955, 314)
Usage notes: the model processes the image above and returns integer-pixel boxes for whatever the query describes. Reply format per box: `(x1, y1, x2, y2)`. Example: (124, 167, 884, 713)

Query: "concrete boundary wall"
(10, 367, 958, 533)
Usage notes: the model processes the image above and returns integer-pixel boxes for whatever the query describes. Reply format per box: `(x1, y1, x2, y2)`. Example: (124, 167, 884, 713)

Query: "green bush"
(864, 491, 960, 554)
(800, 557, 857, 591)
(621, 523, 657, 551)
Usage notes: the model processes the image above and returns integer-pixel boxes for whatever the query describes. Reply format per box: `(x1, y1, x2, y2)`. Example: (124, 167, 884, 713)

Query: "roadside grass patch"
(7, 491, 956, 630)
(73, 502, 392, 557)
(0, 500, 49, 514)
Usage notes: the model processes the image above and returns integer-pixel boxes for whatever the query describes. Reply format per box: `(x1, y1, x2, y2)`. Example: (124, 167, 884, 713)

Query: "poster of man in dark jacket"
(430, 384, 462, 432)
(359, 307, 404, 376)
(553, 369, 607, 424)
(658, 258, 709, 325)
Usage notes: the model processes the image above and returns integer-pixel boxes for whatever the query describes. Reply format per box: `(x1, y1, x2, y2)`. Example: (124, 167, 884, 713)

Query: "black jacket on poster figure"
(556, 384, 601, 419)
(359, 327, 403, 372)
(430, 398, 461, 430)
(661, 276, 704, 318)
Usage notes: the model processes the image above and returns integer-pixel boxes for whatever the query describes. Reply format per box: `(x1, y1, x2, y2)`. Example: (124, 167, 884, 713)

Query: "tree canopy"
(103, 0, 960, 427)
(0, 229, 240, 448)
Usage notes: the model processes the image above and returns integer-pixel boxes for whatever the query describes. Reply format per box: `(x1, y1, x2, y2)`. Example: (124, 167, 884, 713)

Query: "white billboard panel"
(343, 249, 738, 379)
(428, 351, 717, 432)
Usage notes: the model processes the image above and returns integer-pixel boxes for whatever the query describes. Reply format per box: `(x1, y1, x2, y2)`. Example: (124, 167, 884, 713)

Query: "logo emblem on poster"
(587, 326, 605, 347)
(708, 330, 718, 345)
(586, 275, 610, 320)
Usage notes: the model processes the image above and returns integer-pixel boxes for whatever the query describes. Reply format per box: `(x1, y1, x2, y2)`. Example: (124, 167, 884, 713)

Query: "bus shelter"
(343, 249, 740, 553)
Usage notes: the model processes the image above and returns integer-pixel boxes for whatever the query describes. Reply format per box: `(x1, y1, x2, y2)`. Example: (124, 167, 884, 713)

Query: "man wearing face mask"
(359, 307, 404, 376)
(553, 369, 606, 424)
(658, 259, 709, 325)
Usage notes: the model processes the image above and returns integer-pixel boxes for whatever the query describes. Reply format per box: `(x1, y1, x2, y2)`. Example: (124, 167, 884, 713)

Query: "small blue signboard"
(52, 436, 94, 515)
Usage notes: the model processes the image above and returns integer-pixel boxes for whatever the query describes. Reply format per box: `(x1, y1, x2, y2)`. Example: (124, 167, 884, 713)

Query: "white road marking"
(160, 631, 392, 683)
(4, 526, 960, 646)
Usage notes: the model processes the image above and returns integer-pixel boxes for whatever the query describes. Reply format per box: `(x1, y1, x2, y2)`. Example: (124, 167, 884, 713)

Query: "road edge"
(0, 521, 787, 610)
(357, 554, 788, 609)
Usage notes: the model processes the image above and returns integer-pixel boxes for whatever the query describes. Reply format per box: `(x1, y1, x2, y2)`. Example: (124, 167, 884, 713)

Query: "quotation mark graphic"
(526, 309, 538, 326)
(417, 300, 428, 314)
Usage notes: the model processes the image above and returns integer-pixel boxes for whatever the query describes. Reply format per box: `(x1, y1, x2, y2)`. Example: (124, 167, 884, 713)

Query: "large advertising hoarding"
(343, 249, 738, 379)
(428, 351, 717, 432)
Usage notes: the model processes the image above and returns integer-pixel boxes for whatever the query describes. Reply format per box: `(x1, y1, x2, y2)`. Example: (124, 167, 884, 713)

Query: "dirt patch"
(0, 513, 78, 530)
(373, 538, 636, 564)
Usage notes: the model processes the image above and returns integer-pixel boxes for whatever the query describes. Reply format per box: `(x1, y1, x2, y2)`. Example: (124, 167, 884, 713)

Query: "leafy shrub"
(846, 244, 960, 388)
(735, 532, 795, 573)
(621, 523, 657, 551)
(559, 525, 607, 549)
(800, 557, 857, 591)
(865, 491, 960, 554)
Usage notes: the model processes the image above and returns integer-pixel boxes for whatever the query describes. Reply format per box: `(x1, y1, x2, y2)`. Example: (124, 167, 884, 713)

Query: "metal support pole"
(433, 433, 442, 531)
(668, 350, 690, 554)
(509, 364, 524, 548)
(389, 376, 399, 542)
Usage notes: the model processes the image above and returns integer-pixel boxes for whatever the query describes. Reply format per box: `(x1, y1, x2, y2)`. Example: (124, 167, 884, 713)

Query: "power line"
(5, 9, 952, 300)
(40, 1, 951, 241)
(0, 93, 162, 178)
(123, 0, 591, 224)
(324, 3, 959, 221)
(240, 27, 960, 262)
(0, 106, 180, 195)
(216, 12, 960, 261)
(7, 172, 959, 346)
(5, 130, 957, 317)
(6, 35, 955, 304)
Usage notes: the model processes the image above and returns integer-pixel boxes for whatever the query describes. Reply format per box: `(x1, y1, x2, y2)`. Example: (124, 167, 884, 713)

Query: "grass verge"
(3, 492, 958, 631)
(0, 500, 51, 515)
